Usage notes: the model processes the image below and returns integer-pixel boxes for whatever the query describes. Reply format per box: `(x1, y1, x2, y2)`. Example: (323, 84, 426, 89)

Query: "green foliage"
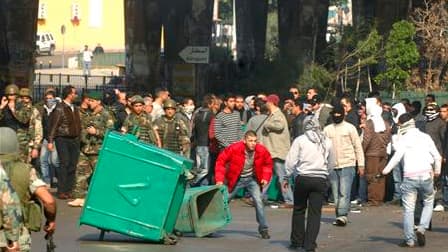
(219, 0, 233, 24)
(298, 64, 335, 91)
(330, 0, 348, 6)
(375, 20, 419, 94)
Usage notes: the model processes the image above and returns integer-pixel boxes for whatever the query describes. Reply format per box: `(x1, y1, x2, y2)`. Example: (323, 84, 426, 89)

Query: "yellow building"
(37, 0, 125, 52)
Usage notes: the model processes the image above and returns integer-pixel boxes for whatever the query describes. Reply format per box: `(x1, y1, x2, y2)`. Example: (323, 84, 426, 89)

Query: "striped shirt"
(215, 111, 243, 149)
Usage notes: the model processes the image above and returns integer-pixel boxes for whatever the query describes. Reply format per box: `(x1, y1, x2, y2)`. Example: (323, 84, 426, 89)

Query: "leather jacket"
(48, 101, 81, 142)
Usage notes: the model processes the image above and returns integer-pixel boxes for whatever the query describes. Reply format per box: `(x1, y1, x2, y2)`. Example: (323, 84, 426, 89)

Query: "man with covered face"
(324, 106, 365, 226)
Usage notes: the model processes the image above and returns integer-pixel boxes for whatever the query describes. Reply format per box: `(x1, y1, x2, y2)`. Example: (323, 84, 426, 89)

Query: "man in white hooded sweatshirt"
(382, 113, 440, 248)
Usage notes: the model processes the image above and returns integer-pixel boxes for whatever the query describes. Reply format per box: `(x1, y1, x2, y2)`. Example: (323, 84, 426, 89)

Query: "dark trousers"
(365, 156, 387, 205)
(290, 175, 327, 251)
(55, 137, 80, 194)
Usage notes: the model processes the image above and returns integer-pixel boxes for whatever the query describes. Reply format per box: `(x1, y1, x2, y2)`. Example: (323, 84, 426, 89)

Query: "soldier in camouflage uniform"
(0, 84, 32, 163)
(153, 99, 191, 157)
(69, 91, 115, 207)
(121, 95, 161, 147)
(18, 88, 43, 164)
(0, 165, 22, 252)
(0, 127, 57, 252)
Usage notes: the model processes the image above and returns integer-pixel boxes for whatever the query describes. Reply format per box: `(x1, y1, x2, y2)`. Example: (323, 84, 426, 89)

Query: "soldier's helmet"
(163, 99, 177, 109)
(130, 95, 144, 105)
(19, 88, 32, 99)
(0, 127, 19, 154)
(4, 84, 19, 95)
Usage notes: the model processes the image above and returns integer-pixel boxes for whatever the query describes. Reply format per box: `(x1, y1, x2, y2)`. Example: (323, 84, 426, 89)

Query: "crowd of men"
(0, 82, 447, 251)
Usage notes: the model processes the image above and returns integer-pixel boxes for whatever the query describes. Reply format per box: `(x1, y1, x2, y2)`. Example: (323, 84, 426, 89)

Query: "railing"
(32, 73, 127, 100)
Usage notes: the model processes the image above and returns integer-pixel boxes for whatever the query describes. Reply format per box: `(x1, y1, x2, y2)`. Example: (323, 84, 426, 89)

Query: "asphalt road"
(30, 198, 448, 252)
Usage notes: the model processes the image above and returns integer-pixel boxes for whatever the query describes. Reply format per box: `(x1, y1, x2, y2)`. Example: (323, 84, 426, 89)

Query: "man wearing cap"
(17, 88, 43, 164)
(47, 85, 81, 200)
(153, 99, 190, 157)
(69, 91, 115, 207)
(323, 106, 364, 226)
(122, 95, 161, 147)
(261, 94, 293, 208)
(382, 113, 440, 247)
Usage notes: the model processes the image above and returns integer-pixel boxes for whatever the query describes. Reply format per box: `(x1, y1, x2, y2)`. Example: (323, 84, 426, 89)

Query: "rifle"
(45, 233, 56, 252)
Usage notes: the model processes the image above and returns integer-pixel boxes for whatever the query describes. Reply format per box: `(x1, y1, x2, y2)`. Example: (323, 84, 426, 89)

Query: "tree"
(375, 20, 419, 98)
(411, 0, 448, 91)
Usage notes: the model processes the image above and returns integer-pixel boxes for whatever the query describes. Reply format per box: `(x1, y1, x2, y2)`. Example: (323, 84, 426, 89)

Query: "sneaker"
(333, 216, 347, 226)
(260, 230, 270, 239)
(397, 240, 415, 248)
(350, 199, 360, 204)
(68, 198, 85, 207)
(350, 207, 361, 213)
(416, 230, 425, 247)
(433, 204, 444, 212)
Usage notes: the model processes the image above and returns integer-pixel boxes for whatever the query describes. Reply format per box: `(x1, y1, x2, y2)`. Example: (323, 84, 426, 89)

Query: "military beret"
(86, 91, 103, 101)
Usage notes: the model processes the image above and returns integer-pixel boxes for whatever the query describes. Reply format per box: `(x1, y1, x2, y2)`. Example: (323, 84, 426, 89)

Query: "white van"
(36, 32, 56, 55)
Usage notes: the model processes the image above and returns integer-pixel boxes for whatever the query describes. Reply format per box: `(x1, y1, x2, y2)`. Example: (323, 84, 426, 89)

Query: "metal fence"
(32, 73, 127, 101)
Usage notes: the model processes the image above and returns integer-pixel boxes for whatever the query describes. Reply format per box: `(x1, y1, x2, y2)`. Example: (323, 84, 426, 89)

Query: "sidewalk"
(35, 67, 120, 76)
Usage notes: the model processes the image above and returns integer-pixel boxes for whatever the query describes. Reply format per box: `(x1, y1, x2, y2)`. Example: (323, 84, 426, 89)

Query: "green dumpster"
(175, 185, 232, 237)
(79, 131, 193, 243)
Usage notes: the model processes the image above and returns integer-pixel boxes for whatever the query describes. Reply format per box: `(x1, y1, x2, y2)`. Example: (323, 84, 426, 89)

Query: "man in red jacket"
(215, 130, 273, 239)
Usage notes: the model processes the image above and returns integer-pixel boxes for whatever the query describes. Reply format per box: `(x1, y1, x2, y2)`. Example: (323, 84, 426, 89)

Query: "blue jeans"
(443, 173, 448, 206)
(40, 139, 60, 184)
(392, 163, 403, 200)
(193, 146, 210, 186)
(83, 61, 91, 76)
(401, 177, 434, 245)
(274, 159, 294, 204)
(229, 177, 268, 232)
(358, 175, 368, 203)
(329, 167, 355, 217)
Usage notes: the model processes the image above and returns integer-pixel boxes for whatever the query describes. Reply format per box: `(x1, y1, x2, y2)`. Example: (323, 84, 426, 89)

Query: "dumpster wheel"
(163, 234, 178, 245)
(173, 229, 183, 237)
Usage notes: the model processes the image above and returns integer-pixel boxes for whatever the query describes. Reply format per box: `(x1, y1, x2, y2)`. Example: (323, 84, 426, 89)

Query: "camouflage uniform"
(14, 102, 33, 163)
(154, 115, 190, 157)
(0, 165, 23, 250)
(122, 112, 158, 145)
(72, 107, 114, 199)
(1, 154, 47, 251)
(27, 107, 43, 161)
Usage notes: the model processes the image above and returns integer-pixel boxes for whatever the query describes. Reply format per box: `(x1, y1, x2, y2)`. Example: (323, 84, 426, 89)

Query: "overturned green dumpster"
(175, 185, 232, 237)
(79, 131, 193, 244)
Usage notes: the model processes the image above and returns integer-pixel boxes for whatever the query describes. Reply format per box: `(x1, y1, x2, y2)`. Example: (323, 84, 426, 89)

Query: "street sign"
(179, 46, 209, 64)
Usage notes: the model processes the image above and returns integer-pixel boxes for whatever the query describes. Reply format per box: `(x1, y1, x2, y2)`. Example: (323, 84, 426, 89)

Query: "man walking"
(283, 116, 335, 252)
(382, 113, 440, 247)
(215, 130, 273, 239)
(324, 106, 364, 226)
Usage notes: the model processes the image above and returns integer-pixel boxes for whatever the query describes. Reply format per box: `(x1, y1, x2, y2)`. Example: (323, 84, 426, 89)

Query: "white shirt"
(83, 50, 93, 62)
(383, 128, 441, 179)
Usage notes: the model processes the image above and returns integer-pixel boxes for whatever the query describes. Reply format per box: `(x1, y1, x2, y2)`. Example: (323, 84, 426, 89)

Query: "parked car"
(36, 32, 56, 55)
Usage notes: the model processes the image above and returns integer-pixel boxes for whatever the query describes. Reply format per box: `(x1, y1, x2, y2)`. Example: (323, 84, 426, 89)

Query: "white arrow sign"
(179, 46, 209, 64)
